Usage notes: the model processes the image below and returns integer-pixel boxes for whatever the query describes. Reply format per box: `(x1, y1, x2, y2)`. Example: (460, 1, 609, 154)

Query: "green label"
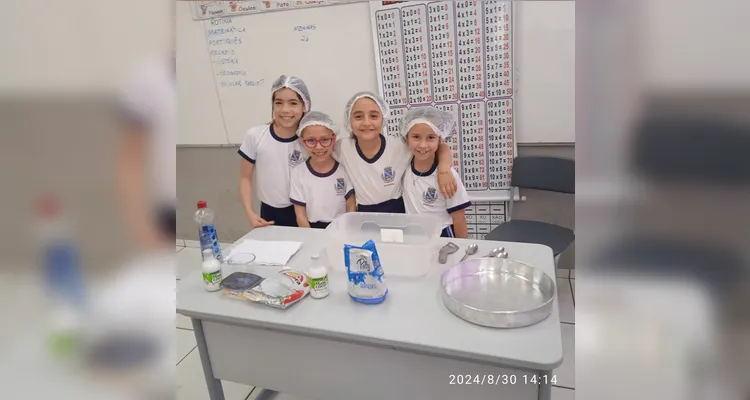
(202, 271, 222, 286)
(310, 275, 328, 291)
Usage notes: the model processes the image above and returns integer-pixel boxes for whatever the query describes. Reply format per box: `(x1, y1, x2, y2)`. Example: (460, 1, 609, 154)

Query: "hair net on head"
(343, 91, 391, 135)
(296, 111, 338, 137)
(271, 75, 311, 112)
(400, 107, 456, 140)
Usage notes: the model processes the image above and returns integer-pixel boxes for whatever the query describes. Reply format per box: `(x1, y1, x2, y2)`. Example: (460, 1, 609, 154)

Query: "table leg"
(537, 371, 552, 400)
(192, 318, 226, 400)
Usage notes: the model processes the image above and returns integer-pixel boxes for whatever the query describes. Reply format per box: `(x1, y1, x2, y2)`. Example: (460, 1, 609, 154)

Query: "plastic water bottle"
(36, 196, 86, 357)
(194, 200, 222, 262)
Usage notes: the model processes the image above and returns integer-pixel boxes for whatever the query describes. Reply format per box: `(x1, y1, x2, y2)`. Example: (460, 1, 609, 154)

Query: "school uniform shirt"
(238, 124, 307, 208)
(118, 58, 176, 207)
(403, 159, 472, 229)
(289, 159, 354, 223)
(333, 134, 411, 206)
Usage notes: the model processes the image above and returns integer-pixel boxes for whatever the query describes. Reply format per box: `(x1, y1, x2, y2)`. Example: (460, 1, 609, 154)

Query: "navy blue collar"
(306, 158, 339, 177)
(355, 134, 386, 164)
(411, 156, 438, 177)
(270, 124, 298, 143)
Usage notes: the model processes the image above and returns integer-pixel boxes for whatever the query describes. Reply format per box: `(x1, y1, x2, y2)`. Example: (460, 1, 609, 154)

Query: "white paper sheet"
(225, 239, 302, 266)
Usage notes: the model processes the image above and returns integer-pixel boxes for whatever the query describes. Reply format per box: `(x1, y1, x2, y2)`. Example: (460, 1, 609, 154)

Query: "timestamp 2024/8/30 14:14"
(448, 374, 558, 385)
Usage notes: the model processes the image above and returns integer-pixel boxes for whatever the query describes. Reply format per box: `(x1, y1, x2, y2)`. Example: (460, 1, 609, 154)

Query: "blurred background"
(577, 0, 750, 399)
(0, 0, 174, 399)
(0, 0, 748, 399)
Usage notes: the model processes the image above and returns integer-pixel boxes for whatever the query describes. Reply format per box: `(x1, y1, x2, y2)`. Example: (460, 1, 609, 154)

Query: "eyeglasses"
(302, 135, 335, 148)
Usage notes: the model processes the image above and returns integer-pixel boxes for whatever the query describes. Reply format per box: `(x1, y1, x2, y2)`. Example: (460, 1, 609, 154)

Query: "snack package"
(242, 269, 310, 309)
(344, 240, 388, 304)
(220, 272, 263, 299)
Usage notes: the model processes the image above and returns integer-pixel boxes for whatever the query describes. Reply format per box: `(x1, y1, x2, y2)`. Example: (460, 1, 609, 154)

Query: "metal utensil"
(438, 242, 460, 264)
(440, 258, 555, 328)
(486, 247, 504, 257)
(459, 244, 479, 262)
(495, 251, 509, 259)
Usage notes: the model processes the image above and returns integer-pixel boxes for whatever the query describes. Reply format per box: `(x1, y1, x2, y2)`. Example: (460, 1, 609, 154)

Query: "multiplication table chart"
(371, 0, 514, 194)
(384, 107, 406, 138)
(374, 9, 408, 106)
(435, 103, 461, 172)
(487, 99, 513, 189)
(401, 4, 432, 105)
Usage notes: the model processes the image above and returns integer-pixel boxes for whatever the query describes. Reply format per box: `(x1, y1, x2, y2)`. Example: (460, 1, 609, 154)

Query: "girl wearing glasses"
(333, 92, 458, 213)
(290, 112, 356, 229)
(238, 75, 310, 228)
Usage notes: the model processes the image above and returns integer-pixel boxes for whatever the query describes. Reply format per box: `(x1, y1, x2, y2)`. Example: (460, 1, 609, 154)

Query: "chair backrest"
(510, 156, 575, 194)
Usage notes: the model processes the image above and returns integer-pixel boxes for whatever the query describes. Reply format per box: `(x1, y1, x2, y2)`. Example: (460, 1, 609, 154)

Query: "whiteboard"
(176, 0, 574, 145)
(514, 1, 575, 144)
(177, 1, 377, 145)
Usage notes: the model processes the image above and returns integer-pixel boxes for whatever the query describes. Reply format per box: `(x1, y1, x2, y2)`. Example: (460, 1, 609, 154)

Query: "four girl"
(238, 75, 471, 238)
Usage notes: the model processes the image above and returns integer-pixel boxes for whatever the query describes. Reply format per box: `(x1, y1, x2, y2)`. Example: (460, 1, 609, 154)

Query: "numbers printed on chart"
(435, 103, 462, 175)
(386, 107, 406, 137)
(484, 1, 513, 97)
(402, 5, 433, 104)
(455, 0, 484, 100)
(460, 102, 488, 190)
(487, 99, 513, 189)
(376, 10, 408, 106)
(374, 1, 514, 192)
(428, 2, 458, 102)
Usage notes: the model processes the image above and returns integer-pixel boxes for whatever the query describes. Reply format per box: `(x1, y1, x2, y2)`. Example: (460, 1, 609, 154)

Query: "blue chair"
(485, 156, 575, 259)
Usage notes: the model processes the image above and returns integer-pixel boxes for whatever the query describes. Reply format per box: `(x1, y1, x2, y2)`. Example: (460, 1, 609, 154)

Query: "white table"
(177, 226, 563, 400)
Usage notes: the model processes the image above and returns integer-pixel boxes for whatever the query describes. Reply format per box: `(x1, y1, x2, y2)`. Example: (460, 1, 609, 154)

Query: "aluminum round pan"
(440, 258, 556, 328)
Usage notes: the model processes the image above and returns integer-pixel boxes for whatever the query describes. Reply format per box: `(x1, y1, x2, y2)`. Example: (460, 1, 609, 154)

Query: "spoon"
(486, 247, 504, 258)
(494, 251, 509, 259)
(438, 242, 459, 264)
(459, 244, 479, 262)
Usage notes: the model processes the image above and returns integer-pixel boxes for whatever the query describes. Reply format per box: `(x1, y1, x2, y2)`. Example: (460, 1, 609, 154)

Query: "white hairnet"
(296, 111, 338, 137)
(271, 75, 311, 112)
(343, 91, 391, 135)
(400, 107, 456, 140)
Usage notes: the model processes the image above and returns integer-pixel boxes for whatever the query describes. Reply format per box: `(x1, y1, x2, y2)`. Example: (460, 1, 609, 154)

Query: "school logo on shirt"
(381, 166, 395, 185)
(288, 149, 302, 167)
(335, 178, 346, 195)
(422, 187, 438, 205)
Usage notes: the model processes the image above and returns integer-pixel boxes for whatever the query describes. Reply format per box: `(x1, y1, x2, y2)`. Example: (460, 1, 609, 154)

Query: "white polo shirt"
(118, 58, 176, 207)
(333, 134, 411, 206)
(239, 124, 307, 208)
(289, 160, 354, 223)
(403, 160, 471, 228)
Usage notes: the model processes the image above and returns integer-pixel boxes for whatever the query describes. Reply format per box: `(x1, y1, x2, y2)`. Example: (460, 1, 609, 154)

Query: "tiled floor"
(175, 241, 575, 399)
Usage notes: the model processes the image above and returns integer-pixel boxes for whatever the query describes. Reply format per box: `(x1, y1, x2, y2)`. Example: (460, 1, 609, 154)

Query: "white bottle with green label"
(307, 254, 329, 299)
(202, 249, 222, 292)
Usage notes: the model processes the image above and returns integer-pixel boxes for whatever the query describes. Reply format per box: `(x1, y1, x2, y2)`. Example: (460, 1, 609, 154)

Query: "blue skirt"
(356, 197, 406, 214)
(260, 203, 298, 227)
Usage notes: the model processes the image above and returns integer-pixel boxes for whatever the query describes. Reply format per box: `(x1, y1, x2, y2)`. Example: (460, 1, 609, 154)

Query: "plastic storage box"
(325, 212, 443, 278)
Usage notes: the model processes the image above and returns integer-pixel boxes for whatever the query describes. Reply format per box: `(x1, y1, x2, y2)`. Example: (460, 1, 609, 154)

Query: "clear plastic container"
(325, 212, 443, 278)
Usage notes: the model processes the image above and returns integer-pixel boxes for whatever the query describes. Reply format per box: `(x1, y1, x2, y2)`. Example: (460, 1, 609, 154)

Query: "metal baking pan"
(440, 258, 556, 328)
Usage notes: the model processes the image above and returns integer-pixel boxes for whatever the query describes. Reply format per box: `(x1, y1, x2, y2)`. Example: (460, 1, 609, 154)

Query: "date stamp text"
(448, 374, 557, 385)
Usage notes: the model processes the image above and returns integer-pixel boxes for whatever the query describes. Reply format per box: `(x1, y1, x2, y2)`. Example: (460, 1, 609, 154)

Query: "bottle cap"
(37, 195, 60, 218)
(311, 253, 319, 260)
(197, 200, 207, 208)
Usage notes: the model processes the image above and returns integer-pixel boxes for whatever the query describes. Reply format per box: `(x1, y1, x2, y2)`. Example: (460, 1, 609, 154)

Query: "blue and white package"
(344, 240, 388, 304)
